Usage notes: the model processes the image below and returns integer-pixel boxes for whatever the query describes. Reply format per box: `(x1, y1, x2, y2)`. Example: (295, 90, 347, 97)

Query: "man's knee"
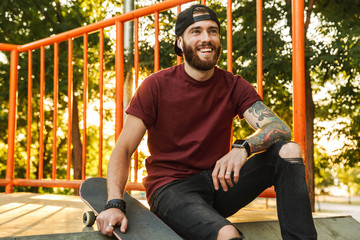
(217, 225, 243, 240)
(279, 142, 303, 163)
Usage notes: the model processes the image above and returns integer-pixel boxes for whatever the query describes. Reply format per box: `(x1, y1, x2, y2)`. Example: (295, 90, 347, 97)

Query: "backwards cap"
(174, 4, 220, 57)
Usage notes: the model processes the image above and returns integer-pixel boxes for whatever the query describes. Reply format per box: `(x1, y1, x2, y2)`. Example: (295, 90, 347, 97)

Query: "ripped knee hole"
(282, 158, 304, 164)
(279, 142, 303, 159)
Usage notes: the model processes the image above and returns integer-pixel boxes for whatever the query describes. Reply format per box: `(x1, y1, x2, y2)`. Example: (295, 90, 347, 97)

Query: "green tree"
(0, 0, 119, 192)
(2, 0, 359, 201)
(310, 0, 360, 168)
(314, 147, 335, 194)
(337, 167, 360, 204)
(217, 0, 360, 209)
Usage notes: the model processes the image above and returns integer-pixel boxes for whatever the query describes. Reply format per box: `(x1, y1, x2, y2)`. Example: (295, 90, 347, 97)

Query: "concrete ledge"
(234, 216, 360, 240)
(2, 193, 359, 239)
(0, 231, 113, 240)
(3, 216, 360, 240)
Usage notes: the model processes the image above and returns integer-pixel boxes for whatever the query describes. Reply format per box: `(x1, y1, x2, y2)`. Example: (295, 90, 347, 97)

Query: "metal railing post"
(256, 0, 263, 99)
(5, 49, 19, 193)
(227, 0, 233, 73)
(115, 21, 125, 140)
(39, 46, 45, 180)
(82, 33, 88, 180)
(26, 50, 33, 180)
(66, 38, 73, 180)
(292, 0, 306, 159)
(154, 11, 160, 72)
(99, 28, 104, 178)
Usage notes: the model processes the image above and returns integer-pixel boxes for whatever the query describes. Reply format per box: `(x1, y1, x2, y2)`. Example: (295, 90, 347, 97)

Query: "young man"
(97, 4, 317, 240)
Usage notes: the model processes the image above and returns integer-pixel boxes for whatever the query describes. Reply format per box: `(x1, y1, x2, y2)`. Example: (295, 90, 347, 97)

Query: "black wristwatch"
(105, 199, 126, 214)
(232, 140, 251, 157)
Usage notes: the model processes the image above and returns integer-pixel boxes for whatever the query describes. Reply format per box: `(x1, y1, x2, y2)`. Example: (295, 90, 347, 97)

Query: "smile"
(198, 47, 213, 53)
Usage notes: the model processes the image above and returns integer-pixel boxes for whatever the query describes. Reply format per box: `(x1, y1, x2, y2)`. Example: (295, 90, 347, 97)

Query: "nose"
(201, 31, 211, 42)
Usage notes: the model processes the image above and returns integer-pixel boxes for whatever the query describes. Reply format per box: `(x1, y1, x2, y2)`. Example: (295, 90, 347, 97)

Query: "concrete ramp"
(1, 193, 360, 240)
(234, 216, 360, 240)
(1, 231, 111, 240)
(2, 216, 360, 240)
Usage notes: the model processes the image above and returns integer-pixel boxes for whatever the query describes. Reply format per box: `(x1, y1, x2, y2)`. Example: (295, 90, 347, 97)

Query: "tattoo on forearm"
(247, 121, 291, 153)
(248, 101, 276, 128)
(246, 101, 291, 154)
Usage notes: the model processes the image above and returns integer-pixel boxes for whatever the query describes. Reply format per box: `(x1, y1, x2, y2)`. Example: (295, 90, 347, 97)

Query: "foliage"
(1, 0, 360, 194)
(337, 167, 360, 202)
(0, 0, 118, 191)
(314, 147, 335, 194)
(310, 0, 360, 167)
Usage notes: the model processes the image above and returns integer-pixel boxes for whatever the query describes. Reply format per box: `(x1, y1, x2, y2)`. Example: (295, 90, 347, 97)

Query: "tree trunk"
(305, 72, 315, 212)
(72, 94, 82, 195)
(124, 71, 133, 119)
(123, 0, 134, 122)
(304, 0, 316, 212)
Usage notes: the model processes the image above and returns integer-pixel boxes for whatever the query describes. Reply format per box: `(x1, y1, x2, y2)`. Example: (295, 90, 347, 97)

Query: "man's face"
(180, 17, 221, 71)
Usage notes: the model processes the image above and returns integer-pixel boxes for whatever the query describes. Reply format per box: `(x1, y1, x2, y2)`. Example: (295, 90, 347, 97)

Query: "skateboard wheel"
(83, 211, 96, 226)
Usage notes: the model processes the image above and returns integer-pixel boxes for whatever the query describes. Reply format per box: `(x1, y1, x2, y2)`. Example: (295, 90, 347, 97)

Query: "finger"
(233, 164, 241, 184)
(212, 164, 220, 190)
(224, 163, 234, 187)
(218, 165, 228, 192)
(120, 216, 128, 233)
(96, 218, 101, 232)
(225, 169, 233, 188)
(105, 223, 115, 237)
(97, 218, 106, 235)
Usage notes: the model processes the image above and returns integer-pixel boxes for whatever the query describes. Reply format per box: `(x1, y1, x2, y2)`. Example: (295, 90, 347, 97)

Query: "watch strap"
(232, 140, 251, 156)
(105, 199, 126, 213)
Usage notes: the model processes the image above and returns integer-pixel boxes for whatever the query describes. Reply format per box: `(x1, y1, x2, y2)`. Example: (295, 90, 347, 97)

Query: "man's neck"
(184, 62, 214, 82)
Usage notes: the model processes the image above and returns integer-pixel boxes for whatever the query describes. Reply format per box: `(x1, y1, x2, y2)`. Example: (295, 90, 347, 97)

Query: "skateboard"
(79, 177, 182, 240)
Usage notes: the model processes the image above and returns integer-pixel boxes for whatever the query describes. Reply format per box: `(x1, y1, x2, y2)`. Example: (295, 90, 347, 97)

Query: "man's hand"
(212, 147, 248, 191)
(96, 208, 128, 237)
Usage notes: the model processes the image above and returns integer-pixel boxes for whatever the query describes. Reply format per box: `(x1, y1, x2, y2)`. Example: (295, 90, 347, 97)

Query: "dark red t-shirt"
(126, 64, 262, 199)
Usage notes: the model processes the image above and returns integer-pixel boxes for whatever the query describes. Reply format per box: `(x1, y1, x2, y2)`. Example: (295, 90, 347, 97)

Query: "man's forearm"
(246, 120, 291, 155)
(106, 148, 131, 201)
(105, 115, 147, 201)
(242, 101, 291, 156)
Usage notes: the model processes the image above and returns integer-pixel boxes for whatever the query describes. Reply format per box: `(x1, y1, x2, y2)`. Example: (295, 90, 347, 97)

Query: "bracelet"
(105, 199, 126, 214)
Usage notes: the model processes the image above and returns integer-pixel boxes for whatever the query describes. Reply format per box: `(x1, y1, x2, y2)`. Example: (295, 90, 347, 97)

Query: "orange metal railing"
(0, 0, 306, 197)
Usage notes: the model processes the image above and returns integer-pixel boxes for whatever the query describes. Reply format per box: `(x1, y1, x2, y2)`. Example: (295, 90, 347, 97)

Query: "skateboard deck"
(79, 177, 182, 240)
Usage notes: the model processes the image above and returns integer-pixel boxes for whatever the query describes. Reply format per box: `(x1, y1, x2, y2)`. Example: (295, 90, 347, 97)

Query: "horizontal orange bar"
(12, 179, 83, 188)
(0, 178, 146, 191)
(1, 179, 271, 196)
(0, 179, 9, 186)
(16, 0, 195, 52)
(0, 43, 18, 51)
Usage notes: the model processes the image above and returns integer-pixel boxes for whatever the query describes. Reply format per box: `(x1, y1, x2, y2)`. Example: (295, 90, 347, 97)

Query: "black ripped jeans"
(149, 141, 318, 240)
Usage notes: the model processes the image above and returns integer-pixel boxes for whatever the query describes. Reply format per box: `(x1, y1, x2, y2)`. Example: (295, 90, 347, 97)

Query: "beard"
(183, 41, 221, 71)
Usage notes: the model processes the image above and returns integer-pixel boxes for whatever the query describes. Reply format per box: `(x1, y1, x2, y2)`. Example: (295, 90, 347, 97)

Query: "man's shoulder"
(151, 64, 183, 78)
(142, 64, 183, 86)
(214, 66, 247, 84)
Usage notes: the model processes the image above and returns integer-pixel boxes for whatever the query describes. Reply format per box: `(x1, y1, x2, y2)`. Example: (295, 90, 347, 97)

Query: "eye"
(191, 29, 200, 34)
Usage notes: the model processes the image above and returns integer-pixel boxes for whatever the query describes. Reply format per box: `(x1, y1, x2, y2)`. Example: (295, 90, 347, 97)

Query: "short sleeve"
(234, 76, 262, 119)
(125, 76, 158, 129)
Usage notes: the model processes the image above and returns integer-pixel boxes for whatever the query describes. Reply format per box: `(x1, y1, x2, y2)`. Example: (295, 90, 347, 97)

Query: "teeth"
(200, 48, 212, 52)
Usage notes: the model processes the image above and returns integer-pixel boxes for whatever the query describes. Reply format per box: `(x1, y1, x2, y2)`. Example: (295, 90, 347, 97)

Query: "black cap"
(174, 4, 220, 57)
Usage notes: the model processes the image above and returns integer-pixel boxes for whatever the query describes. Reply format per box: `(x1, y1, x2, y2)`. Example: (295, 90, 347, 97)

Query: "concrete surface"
(315, 195, 360, 222)
(1, 193, 360, 240)
(233, 216, 360, 240)
(0, 232, 112, 240)
(0, 193, 89, 237)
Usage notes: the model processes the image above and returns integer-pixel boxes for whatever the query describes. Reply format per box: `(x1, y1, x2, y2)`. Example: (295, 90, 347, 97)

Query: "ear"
(177, 37, 183, 51)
